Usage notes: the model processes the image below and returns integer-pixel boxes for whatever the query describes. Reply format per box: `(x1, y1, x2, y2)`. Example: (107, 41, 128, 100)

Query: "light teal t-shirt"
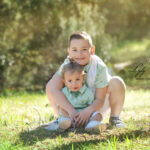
(62, 84, 94, 112)
(56, 55, 110, 88)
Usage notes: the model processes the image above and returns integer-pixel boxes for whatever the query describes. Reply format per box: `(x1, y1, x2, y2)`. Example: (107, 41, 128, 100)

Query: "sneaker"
(44, 119, 59, 131)
(85, 121, 107, 132)
(44, 117, 71, 131)
(109, 116, 126, 128)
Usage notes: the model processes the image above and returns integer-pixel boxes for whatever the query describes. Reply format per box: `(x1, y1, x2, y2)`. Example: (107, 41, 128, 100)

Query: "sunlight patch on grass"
(112, 38, 150, 62)
(125, 89, 150, 108)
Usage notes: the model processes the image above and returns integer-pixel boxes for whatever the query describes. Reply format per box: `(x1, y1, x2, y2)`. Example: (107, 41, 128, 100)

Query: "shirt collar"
(68, 84, 87, 94)
(78, 84, 87, 94)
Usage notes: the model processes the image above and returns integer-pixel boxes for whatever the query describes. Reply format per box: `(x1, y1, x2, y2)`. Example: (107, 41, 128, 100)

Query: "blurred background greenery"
(0, 0, 150, 92)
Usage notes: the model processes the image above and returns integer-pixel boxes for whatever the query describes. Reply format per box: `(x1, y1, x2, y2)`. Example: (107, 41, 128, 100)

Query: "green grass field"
(0, 89, 149, 150)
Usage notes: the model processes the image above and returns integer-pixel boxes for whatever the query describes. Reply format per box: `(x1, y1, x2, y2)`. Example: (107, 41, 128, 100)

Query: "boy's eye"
(72, 49, 77, 52)
(76, 78, 80, 81)
(68, 80, 72, 83)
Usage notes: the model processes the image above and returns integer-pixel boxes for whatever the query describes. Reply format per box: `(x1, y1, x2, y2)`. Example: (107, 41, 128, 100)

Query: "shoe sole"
(39, 122, 57, 128)
(108, 123, 127, 129)
(59, 120, 71, 130)
(85, 123, 107, 132)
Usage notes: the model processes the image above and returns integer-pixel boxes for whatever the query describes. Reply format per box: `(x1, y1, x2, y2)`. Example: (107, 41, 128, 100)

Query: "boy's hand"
(74, 107, 93, 127)
(69, 109, 78, 122)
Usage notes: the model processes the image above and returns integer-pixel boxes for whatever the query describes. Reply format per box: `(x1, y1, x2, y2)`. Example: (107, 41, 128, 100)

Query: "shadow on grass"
(15, 127, 100, 146)
(52, 129, 150, 150)
(14, 125, 150, 148)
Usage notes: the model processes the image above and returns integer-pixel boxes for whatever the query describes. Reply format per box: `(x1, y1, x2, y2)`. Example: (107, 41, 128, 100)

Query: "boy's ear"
(83, 74, 86, 82)
(67, 48, 70, 54)
(91, 45, 95, 55)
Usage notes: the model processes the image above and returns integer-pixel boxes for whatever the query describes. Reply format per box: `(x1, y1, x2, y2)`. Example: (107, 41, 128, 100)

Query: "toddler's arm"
(46, 73, 78, 119)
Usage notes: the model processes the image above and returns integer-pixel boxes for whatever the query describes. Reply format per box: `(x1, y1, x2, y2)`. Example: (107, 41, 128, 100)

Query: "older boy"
(46, 31, 126, 129)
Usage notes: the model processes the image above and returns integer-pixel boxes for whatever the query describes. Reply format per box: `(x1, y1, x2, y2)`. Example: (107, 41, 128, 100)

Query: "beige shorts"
(99, 93, 110, 115)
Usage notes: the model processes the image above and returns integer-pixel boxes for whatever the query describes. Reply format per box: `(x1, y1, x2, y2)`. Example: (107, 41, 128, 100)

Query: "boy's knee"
(109, 76, 126, 90)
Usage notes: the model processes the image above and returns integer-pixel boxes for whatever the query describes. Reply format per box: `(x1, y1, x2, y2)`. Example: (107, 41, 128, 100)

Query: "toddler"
(45, 61, 106, 131)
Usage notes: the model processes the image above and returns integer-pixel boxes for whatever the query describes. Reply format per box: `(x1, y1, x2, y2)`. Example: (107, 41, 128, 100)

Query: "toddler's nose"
(72, 81, 77, 87)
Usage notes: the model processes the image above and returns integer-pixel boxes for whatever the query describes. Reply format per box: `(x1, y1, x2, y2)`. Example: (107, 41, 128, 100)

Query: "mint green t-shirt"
(62, 84, 94, 112)
(56, 55, 110, 88)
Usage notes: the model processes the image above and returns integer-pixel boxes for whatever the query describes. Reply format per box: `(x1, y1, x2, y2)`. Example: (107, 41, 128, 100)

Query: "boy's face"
(68, 39, 95, 66)
(64, 71, 85, 92)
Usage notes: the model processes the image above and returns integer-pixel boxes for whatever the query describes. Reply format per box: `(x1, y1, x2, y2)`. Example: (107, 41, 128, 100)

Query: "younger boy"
(45, 61, 106, 131)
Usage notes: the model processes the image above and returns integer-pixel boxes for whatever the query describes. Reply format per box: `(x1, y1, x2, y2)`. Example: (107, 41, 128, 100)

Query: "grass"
(0, 89, 150, 150)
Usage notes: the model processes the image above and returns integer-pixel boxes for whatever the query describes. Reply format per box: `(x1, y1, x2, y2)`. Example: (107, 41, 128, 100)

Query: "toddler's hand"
(69, 109, 78, 122)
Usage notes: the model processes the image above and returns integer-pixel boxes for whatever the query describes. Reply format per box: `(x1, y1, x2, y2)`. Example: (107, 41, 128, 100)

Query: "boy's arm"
(75, 86, 108, 127)
(89, 86, 108, 111)
(46, 73, 78, 119)
(75, 61, 109, 126)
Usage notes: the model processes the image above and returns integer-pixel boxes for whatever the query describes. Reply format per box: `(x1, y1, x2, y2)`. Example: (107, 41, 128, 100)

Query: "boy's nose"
(77, 50, 82, 55)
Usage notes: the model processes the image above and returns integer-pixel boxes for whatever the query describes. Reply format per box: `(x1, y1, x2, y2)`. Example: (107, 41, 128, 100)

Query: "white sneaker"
(85, 121, 107, 132)
(44, 117, 71, 131)
(44, 119, 59, 131)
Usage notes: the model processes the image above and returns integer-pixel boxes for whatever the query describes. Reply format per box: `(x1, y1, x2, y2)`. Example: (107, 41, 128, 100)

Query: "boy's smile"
(68, 39, 95, 66)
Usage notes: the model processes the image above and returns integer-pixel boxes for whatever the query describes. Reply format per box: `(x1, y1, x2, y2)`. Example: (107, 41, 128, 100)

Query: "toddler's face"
(68, 39, 94, 66)
(64, 71, 85, 92)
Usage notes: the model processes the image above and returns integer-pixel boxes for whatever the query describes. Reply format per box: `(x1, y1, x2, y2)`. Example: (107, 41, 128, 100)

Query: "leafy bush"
(0, 0, 150, 91)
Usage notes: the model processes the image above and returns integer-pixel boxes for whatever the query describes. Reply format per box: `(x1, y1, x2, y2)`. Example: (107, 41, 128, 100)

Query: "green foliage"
(0, 0, 150, 90)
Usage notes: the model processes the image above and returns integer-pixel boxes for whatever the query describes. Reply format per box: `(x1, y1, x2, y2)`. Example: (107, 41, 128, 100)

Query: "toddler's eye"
(76, 78, 80, 81)
(83, 49, 87, 51)
(68, 80, 72, 83)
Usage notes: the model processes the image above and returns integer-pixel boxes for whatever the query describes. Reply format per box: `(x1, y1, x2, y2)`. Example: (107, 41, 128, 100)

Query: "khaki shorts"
(99, 93, 110, 115)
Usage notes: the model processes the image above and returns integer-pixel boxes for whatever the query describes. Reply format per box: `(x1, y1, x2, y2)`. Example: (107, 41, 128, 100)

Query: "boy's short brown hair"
(69, 31, 92, 47)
